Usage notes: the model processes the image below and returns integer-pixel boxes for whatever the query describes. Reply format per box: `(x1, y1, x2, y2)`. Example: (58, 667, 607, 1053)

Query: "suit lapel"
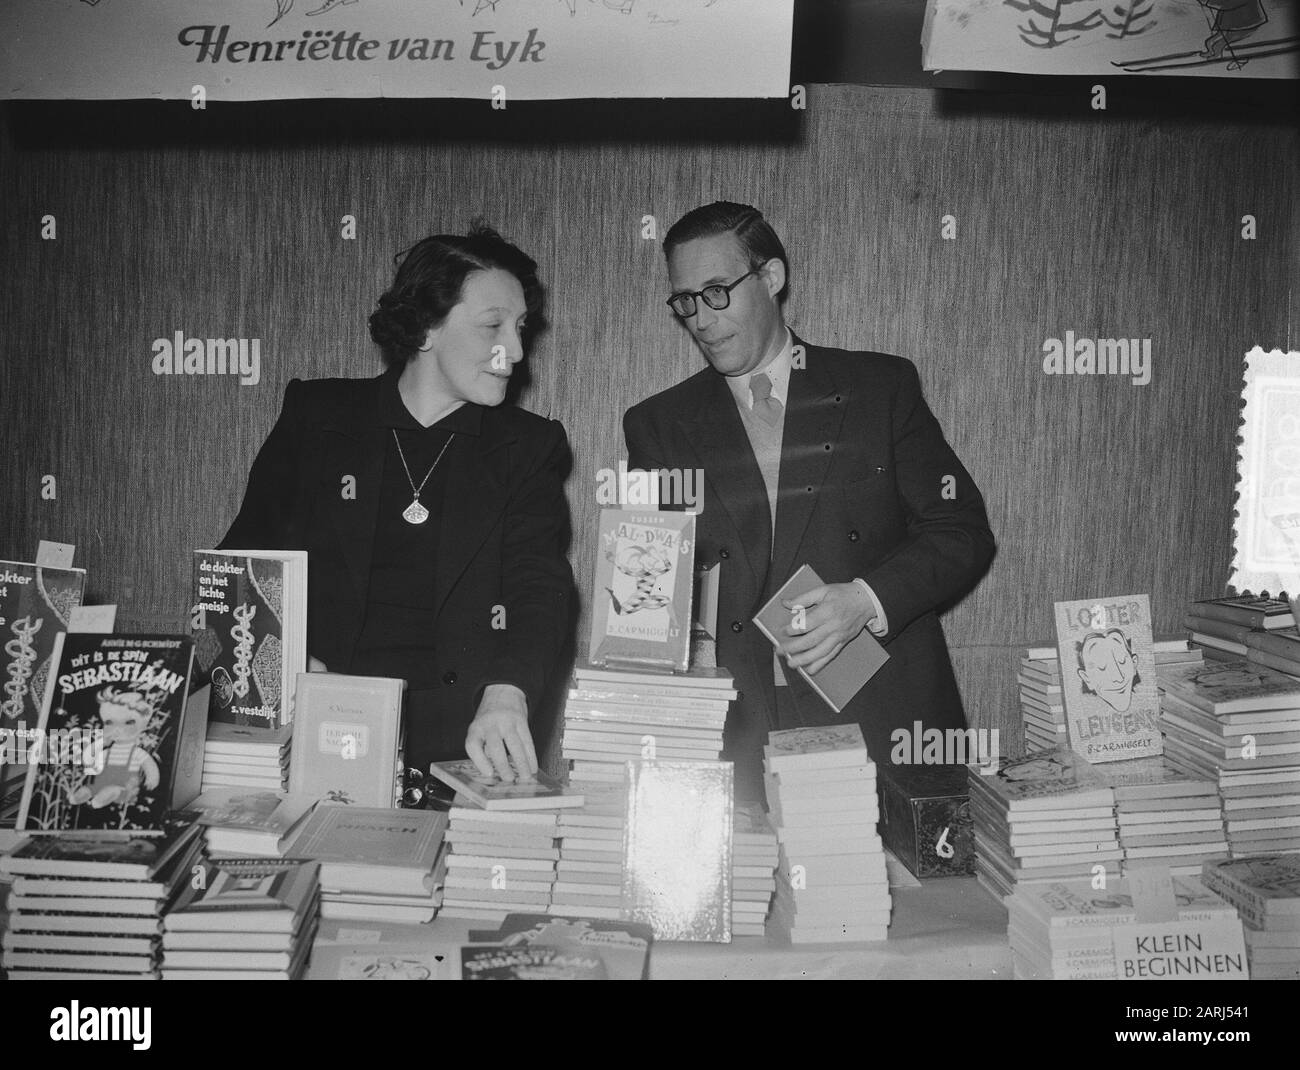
(679, 372, 771, 591)
(433, 425, 511, 622)
(771, 340, 848, 590)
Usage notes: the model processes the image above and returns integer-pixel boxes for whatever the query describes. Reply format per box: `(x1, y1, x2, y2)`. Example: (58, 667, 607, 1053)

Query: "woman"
(219, 224, 574, 786)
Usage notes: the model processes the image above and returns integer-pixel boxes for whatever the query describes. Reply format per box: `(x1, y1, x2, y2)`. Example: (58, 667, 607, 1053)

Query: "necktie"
(749, 372, 783, 427)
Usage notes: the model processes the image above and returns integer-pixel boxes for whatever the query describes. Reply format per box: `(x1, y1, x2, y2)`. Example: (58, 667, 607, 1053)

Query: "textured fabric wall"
(2, 86, 1295, 766)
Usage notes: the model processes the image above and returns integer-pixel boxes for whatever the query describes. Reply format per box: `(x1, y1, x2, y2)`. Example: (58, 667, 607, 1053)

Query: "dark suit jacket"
(624, 339, 995, 799)
(219, 374, 575, 772)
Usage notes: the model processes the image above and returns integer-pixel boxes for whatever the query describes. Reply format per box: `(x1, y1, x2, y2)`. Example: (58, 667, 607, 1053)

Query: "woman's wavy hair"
(368, 221, 545, 366)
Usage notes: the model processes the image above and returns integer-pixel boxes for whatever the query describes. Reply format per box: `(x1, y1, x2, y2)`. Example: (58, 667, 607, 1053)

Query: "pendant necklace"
(392, 429, 455, 525)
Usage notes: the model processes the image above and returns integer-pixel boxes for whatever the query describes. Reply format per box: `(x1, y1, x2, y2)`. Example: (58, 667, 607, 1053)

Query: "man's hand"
(780, 582, 876, 676)
(466, 683, 538, 781)
(308, 656, 329, 673)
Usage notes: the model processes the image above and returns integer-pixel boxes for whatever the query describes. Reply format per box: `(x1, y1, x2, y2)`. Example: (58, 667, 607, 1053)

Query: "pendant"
(402, 499, 430, 525)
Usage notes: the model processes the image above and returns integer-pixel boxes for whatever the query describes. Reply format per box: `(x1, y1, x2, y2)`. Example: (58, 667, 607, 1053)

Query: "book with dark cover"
(468, 913, 654, 980)
(0, 560, 86, 817)
(588, 509, 696, 672)
(0, 819, 202, 881)
(753, 565, 889, 713)
(191, 550, 307, 729)
(877, 763, 974, 879)
(461, 944, 607, 979)
(18, 633, 196, 831)
(1192, 596, 1294, 630)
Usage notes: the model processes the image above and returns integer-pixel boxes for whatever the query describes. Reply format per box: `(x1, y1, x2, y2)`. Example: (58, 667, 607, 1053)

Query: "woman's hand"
(467, 683, 537, 781)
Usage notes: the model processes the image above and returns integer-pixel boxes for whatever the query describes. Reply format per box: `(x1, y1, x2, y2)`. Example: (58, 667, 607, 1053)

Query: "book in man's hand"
(752, 565, 889, 713)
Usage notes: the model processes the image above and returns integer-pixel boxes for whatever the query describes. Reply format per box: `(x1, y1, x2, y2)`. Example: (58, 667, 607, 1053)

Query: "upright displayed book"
(286, 804, 448, 923)
(18, 633, 196, 832)
(1007, 875, 1243, 980)
(289, 672, 404, 807)
(1053, 594, 1161, 763)
(466, 913, 654, 980)
(1159, 659, 1300, 857)
(1202, 854, 1300, 979)
(1018, 638, 1202, 752)
(161, 857, 320, 980)
(0, 821, 202, 979)
(191, 549, 307, 729)
(763, 725, 890, 944)
(440, 803, 560, 923)
(622, 760, 733, 942)
(753, 565, 889, 713)
(969, 746, 1120, 899)
(588, 509, 695, 672)
(0, 559, 86, 819)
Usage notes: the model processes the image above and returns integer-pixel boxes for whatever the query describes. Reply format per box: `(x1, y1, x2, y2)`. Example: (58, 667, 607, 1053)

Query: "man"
(623, 201, 995, 800)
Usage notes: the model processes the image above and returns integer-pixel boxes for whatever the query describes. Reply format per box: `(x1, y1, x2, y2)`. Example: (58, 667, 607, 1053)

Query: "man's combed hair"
(369, 220, 544, 366)
(663, 201, 789, 294)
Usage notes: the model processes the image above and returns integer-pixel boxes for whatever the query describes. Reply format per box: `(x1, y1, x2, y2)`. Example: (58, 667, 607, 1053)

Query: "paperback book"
(289, 672, 404, 807)
(18, 633, 196, 831)
(1053, 594, 1161, 763)
(428, 759, 584, 811)
(588, 509, 695, 672)
(191, 549, 307, 729)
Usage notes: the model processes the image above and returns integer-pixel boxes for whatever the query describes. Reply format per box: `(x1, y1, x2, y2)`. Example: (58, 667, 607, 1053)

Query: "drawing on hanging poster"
(922, 0, 1298, 76)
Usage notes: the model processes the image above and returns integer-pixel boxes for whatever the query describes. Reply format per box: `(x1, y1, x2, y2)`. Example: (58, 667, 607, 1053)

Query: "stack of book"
(1099, 758, 1227, 877)
(1018, 639, 1202, 751)
(1186, 596, 1294, 659)
(429, 760, 582, 923)
(160, 857, 320, 980)
(1202, 854, 1300, 979)
(185, 787, 317, 858)
(201, 722, 292, 794)
(1007, 875, 1241, 980)
(764, 725, 890, 944)
(970, 747, 1120, 899)
(561, 665, 733, 790)
(1245, 627, 1300, 677)
(1159, 659, 1300, 857)
(287, 805, 448, 924)
(550, 785, 627, 920)
(0, 823, 201, 979)
(732, 803, 778, 936)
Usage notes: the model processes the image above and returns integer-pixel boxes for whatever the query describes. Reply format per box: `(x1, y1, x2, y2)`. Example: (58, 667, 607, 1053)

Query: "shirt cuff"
(852, 577, 889, 636)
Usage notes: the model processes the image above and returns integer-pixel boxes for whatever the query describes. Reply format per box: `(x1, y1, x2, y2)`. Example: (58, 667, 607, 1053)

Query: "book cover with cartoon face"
(18, 634, 195, 832)
(1053, 594, 1161, 764)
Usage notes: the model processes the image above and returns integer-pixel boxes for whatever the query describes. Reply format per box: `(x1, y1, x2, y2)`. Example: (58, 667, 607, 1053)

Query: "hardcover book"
(289, 672, 404, 807)
(588, 509, 696, 672)
(286, 805, 448, 896)
(622, 760, 733, 942)
(190, 550, 307, 729)
(1192, 596, 1294, 630)
(0, 819, 202, 881)
(753, 565, 889, 714)
(17, 633, 196, 831)
(1160, 659, 1300, 715)
(428, 759, 584, 811)
(1053, 594, 1161, 763)
(165, 857, 319, 931)
(0, 559, 86, 812)
(972, 747, 1114, 811)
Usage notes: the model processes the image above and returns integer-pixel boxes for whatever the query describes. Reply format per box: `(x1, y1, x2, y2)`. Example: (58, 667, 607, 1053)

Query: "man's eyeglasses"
(666, 270, 758, 319)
